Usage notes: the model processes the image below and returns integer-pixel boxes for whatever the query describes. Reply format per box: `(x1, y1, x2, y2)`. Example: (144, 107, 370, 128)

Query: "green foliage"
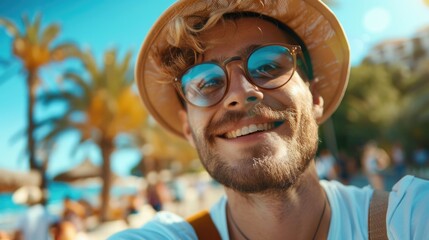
(331, 64, 398, 150)
(330, 61, 429, 155)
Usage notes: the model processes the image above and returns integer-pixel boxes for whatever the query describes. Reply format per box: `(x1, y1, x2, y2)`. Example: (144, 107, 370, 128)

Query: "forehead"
(200, 17, 292, 59)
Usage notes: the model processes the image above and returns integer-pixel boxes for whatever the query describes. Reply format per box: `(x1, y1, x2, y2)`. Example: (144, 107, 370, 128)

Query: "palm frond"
(119, 51, 133, 76)
(0, 17, 20, 37)
(32, 13, 42, 42)
(62, 71, 93, 104)
(22, 14, 39, 44)
(35, 116, 66, 129)
(22, 14, 31, 30)
(41, 24, 60, 47)
(50, 43, 80, 61)
(41, 121, 74, 147)
(39, 91, 79, 105)
(103, 49, 134, 96)
(104, 49, 119, 95)
(103, 48, 117, 68)
(63, 72, 91, 90)
(79, 50, 100, 83)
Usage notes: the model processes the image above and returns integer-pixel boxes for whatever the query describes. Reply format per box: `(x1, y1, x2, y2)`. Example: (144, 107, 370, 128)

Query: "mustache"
(205, 103, 296, 139)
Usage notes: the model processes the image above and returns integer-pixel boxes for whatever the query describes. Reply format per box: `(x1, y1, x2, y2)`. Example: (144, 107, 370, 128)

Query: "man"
(110, 0, 429, 239)
(13, 186, 59, 240)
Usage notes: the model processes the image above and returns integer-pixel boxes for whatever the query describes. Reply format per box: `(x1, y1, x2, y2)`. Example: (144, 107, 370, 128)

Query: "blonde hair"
(153, 0, 267, 83)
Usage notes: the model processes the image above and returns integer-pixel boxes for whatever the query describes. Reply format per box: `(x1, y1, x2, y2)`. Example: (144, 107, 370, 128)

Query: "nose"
(222, 62, 263, 111)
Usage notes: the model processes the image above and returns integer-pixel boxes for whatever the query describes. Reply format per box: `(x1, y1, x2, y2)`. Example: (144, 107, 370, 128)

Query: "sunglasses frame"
(173, 43, 305, 108)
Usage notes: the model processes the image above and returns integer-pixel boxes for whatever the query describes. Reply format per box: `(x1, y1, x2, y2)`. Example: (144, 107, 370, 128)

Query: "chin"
(201, 139, 316, 193)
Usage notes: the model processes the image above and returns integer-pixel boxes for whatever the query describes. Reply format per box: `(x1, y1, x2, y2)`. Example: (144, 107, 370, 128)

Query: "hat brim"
(136, 0, 350, 138)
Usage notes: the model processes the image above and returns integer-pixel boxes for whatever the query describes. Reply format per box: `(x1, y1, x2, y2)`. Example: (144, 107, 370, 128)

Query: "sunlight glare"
(363, 7, 391, 33)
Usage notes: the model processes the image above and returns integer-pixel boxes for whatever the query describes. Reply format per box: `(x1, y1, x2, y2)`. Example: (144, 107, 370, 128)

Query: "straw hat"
(136, 0, 350, 138)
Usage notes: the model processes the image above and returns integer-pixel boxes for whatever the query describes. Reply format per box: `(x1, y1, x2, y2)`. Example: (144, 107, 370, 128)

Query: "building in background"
(365, 25, 429, 68)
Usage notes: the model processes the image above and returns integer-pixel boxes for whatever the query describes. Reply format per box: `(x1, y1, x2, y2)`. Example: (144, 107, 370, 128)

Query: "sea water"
(0, 181, 137, 232)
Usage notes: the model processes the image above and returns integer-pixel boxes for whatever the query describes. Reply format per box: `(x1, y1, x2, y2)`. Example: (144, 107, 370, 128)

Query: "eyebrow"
(207, 44, 261, 64)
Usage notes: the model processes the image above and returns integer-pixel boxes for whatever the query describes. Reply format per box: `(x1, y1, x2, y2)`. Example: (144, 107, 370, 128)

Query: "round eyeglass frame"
(173, 43, 304, 108)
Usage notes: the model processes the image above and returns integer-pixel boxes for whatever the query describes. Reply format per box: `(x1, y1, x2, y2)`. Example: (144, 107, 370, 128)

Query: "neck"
(225, 161, 330, 240)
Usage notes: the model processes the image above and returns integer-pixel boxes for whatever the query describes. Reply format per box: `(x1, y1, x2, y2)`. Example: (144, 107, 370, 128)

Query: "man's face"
(180, 17, 321, 193)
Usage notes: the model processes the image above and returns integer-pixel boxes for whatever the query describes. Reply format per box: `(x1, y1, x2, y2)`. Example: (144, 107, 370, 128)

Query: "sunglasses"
(174, 44, 307, 108)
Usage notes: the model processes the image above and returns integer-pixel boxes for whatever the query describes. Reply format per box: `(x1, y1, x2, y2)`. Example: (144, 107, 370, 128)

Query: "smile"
(223, 121, 284, 139)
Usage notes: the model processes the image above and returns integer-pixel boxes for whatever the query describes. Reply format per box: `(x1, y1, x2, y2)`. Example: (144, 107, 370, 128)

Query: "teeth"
(249, 124, 257, 133)
(225, 123, 276, 139)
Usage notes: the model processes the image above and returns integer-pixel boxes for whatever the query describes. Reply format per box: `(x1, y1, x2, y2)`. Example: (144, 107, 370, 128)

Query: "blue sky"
(0, 0, 429, 177)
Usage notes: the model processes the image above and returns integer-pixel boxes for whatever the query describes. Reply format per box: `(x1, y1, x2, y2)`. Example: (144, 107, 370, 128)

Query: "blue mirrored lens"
(248, 45, 294, 88)
(181, 63, 227, 107)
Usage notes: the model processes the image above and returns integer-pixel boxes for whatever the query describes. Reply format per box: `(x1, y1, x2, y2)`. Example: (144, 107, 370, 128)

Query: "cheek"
(273, 82, 312, 106)
(263, 87, 296, 110)
(187, 108, 212, 135)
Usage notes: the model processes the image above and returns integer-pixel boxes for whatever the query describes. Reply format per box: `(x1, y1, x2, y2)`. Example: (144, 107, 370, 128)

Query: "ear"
(309, 77, 324, 120)
(178, 110, 196, 148)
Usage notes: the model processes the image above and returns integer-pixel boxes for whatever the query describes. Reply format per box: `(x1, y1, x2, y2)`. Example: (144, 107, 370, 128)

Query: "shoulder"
(108, 211, 197, 240)
(387, 175, 429, 239)
(321, 180, 373, 207)
(209, 195, 228, 239)
(320, 180, 373, 239)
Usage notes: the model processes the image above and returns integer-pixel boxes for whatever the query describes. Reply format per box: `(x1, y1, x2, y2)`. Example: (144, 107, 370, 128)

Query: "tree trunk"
(27, 70, 38, 170)
(99, 138, 114, 222)
(40, 163, 48, 205)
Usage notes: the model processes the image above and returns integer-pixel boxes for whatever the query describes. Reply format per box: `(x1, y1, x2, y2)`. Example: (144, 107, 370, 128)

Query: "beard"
(191, 102, 319, 193)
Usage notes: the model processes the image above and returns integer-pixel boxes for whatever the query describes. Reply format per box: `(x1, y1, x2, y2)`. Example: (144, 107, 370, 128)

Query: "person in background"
(62, 197, 86, 233)
(315, 149, 337, 180)
(391, 142, 406, 181)
(110, 0, 429, 239)
(0, 231, 12, 240)
(13, 186, 59, 240)
(361, 141, 390, 190)
(145, 171, 171, 212)
(413, 145, 428, 167)
(122, 194, 140, 226)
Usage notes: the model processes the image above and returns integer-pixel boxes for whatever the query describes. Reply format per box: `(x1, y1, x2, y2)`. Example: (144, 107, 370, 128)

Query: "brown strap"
(368, 190, 390, 240)
(187, 210, 222, 240)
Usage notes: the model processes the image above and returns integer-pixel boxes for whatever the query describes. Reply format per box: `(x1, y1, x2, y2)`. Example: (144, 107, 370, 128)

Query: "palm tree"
(39, 48, 147, 222)
(135, 121, 198, 174)
(0, 14, 79, 170)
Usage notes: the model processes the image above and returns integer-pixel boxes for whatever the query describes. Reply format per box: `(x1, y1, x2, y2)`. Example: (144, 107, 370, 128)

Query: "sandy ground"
(86, 176, 225, 240)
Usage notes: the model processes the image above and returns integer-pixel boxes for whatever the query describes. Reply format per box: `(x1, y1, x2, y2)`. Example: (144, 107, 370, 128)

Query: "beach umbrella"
(0, 169, 41, 193)
(53, 159, 102, 182)
(12, 185, 43, 205)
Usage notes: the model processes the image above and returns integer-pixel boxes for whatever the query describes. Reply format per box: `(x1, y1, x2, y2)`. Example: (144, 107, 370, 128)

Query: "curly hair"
(153, 0, 313, 84)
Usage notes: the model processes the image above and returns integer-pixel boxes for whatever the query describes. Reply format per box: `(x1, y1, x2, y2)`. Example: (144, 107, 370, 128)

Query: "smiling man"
(110, 0, 429, 239)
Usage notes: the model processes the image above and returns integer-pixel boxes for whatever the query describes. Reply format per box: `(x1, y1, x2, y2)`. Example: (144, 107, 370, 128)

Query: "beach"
(0, 172, 225, 239)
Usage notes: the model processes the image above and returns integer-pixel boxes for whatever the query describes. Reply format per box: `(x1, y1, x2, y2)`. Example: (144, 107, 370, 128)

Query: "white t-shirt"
(109, 176, 429, 240)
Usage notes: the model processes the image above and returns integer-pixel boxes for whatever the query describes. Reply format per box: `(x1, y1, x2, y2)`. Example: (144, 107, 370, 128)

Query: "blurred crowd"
(1, 142, 428, 240)
(0, 171, 218, 240)
(316, 141, 429, 190)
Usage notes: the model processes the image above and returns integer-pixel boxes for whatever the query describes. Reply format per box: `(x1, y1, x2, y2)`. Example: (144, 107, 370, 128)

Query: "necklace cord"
(311, 197, 327, 240)
(227, 196, 327, 240)
(227, 204, 251, 240)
